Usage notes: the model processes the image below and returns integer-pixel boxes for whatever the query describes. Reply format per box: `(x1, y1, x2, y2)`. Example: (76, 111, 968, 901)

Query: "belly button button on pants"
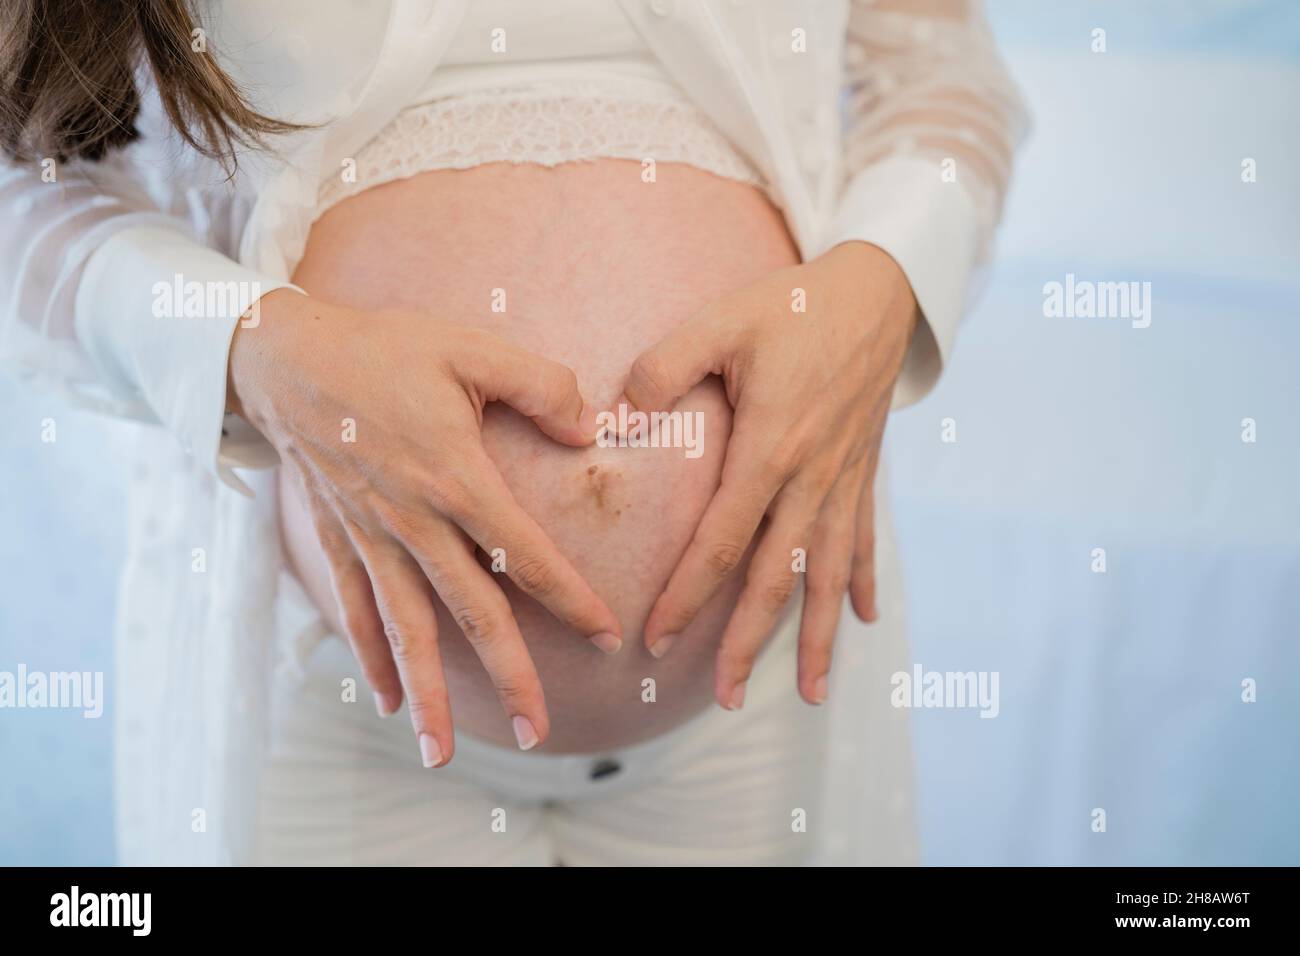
(588, 758, 622, 781)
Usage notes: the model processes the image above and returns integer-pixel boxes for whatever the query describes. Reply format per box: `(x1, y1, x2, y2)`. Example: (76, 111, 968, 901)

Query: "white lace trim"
(317, 80, 766, 215)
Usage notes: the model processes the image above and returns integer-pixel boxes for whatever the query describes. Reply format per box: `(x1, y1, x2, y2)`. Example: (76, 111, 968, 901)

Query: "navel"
(584, 463, 629, 518)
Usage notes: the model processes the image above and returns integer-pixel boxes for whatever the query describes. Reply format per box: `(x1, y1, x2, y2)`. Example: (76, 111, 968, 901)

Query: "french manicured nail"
(811, 675, 829, 705)
(419, 733, 443, 768)
(512, 715, 539, 751)
(374, 691, 397, 718)
(590, 631, 622, 655)
(727, 682, 747, 711)
(649, 634, 677, 659)
(579, 402, 601, 441)
(613, 394, 641, 438)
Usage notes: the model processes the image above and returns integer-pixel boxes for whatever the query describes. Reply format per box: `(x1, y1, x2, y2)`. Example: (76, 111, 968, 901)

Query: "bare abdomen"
(279, 160, 800, 752)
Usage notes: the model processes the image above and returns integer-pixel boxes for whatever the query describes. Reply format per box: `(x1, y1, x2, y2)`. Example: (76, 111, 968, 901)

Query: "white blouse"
(0, 0, 1029, 865)
(320, 0, 764, 214)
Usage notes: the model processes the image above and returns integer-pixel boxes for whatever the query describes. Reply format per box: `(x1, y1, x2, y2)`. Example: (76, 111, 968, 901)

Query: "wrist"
(827, 240, 917, 318)
(226, 286, 311, 424)
(822, 240, 920, 355)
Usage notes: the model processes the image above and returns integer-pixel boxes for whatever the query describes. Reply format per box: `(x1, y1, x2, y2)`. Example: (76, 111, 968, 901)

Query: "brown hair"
(0, 0, 300, 166)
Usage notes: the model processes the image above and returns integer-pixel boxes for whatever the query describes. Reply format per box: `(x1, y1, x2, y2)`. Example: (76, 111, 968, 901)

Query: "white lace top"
(317, 3, 764, 215)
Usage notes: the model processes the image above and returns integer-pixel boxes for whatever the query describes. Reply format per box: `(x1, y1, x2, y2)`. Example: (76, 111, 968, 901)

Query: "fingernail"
(649, 634, 677, 659)
(613, 394, 640, 438)
(374, 691, 397, 718)
(590, 631, 622, 655)
(579, 402, 601, 441)
(419, 733, 444, 768)
(811, 675, 829, 705)
(867, 602, 879, 623)
(512, 715, 539, 751)
(727, 682, 747, 711)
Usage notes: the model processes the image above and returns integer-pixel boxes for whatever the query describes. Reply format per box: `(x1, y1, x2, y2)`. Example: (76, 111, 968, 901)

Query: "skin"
(230, 161, 911, 762)
(229, 294, 623, 767)
(239, 160, 802, 757)
(623, 240, 918, 710)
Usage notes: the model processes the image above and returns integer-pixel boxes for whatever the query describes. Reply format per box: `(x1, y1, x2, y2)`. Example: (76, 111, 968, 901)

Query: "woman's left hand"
(618, 241, 918, 709)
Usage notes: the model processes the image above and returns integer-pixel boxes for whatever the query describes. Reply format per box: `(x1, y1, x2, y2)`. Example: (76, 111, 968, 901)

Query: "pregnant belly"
(279, 159, 800, 752)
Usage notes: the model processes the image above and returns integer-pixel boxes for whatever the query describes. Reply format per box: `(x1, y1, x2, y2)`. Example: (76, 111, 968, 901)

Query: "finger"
(348, 527, 455, 769)
(642, 412, 789, 656)
(466, 336, 600, 446)
(618, 307, 739, 416)
(714, 487, 820, 709)
(432, 452, 622, 652)
(849, 453, 881, 624)
(293, 469, 404, 718)
(314, 508, 405, 718)
(406, 521, 550, 751)
(795, 464, 864, 705)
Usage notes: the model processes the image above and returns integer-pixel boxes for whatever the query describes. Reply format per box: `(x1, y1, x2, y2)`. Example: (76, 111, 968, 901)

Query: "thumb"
(619, 309, 739, 417)
(472, 341, 599, 447)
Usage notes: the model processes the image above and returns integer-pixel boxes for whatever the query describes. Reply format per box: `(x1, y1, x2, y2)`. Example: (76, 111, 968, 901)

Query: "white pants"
(254, 573, 828, 866)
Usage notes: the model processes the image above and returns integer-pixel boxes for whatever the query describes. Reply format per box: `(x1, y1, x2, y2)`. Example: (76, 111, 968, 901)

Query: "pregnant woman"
(0, 0, 1026, 865)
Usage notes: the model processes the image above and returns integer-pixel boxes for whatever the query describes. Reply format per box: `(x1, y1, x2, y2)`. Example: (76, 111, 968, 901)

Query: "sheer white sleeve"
(1, 153, 176, 414)
(827, 0, 1030, 407)
(0, 150, 295, 490)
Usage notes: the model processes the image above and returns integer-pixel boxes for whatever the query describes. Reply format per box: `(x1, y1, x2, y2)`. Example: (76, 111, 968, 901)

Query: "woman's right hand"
(228, 289, 622, 766)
